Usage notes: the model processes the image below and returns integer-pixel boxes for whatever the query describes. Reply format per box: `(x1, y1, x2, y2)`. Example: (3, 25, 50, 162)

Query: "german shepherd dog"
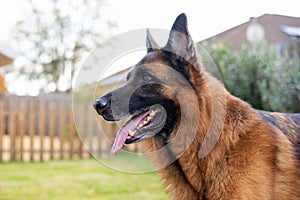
(94, 13, 300, 199)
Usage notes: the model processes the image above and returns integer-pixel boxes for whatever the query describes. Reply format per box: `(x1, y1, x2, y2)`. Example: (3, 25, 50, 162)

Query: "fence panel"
(0, 94, 142, 162)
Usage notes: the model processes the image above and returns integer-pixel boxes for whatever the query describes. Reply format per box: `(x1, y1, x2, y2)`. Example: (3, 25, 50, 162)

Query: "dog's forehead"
(127, 49, 185, 80)
(125, 51, 180, 83)
(134, 51, 169, 71)
(140, 51, 165, 64)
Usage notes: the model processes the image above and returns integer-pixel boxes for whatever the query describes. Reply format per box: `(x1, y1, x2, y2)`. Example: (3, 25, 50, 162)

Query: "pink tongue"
(111, 111, 149, 154)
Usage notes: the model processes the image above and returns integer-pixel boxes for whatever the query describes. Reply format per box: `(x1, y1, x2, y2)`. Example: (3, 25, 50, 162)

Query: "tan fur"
(142, 67, 300, 199)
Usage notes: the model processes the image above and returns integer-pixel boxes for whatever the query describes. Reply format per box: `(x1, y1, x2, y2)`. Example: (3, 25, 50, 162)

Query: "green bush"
(204, 42, 300, 112)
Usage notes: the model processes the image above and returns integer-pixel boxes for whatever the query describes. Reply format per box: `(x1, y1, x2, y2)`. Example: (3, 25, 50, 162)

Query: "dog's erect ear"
(165, 13, 197, 64)
(146, 29, 159, 52)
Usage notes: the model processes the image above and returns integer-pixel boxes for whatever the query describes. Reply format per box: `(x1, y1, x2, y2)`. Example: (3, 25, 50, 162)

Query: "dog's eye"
(142, 73, 152, 82)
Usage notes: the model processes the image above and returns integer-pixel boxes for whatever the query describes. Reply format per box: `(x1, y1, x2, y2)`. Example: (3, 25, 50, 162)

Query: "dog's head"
(94, 13, 201, 154)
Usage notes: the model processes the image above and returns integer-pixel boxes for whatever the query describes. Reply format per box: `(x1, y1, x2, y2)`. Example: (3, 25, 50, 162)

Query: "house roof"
(199, 14, 300, 49)
(0, 43, 14, 67)
(0, 52, 13, 67)
(99, 67, 131, 86)
(281, 26, 300, 37)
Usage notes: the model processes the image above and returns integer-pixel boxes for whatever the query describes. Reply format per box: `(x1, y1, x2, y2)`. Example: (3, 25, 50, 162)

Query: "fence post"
(97, 116, 103, 157)
(87, 105, 94, 156)
(78, 105, 86, 158)
(59, 102, 65, 159)
(18, 100, 26, 161)
(9, 98, 16, 161)
(106, 122, 114, 155)
(69, 107, 75, 159)
(0, 97, 4, 162)
(39, 101, 46, 161)
(29, 100, 35, 161)
(49, 102, 56, 160)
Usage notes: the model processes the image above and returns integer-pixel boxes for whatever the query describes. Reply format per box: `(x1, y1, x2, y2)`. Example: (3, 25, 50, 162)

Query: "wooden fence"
(0, 94, 140, 162)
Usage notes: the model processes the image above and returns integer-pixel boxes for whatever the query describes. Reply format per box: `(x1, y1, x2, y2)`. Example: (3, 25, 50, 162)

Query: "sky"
(0, 0, 300, 95)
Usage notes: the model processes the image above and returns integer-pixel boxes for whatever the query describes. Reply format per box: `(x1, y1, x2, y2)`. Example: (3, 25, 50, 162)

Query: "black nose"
(93, 97, 109, 115)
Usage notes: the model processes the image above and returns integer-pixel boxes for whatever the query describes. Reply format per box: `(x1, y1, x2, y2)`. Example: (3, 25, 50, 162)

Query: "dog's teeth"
(138, 124, 143, 128)
(128, 130, 135, 136)
(147, 116, 151, 121)
(149, 110, 155, 116)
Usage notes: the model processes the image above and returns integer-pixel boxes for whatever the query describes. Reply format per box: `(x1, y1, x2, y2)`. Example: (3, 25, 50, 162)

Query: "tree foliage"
(205, 42, 300, 112)
(14, 0, 113, 92)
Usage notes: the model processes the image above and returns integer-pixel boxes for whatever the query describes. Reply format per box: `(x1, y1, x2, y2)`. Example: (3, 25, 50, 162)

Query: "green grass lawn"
(0, 156, 168, 200)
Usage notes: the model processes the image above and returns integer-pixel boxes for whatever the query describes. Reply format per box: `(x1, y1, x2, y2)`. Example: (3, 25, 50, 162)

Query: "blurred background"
(0, 0, 299, 199)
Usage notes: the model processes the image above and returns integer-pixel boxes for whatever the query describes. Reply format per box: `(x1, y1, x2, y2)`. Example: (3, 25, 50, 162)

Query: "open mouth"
(111, 104, 167, 154)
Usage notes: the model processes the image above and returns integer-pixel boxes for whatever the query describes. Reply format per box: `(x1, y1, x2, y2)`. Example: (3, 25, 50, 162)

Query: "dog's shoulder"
(257, 110, 300, 158)
(257, 110, 300, 134)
